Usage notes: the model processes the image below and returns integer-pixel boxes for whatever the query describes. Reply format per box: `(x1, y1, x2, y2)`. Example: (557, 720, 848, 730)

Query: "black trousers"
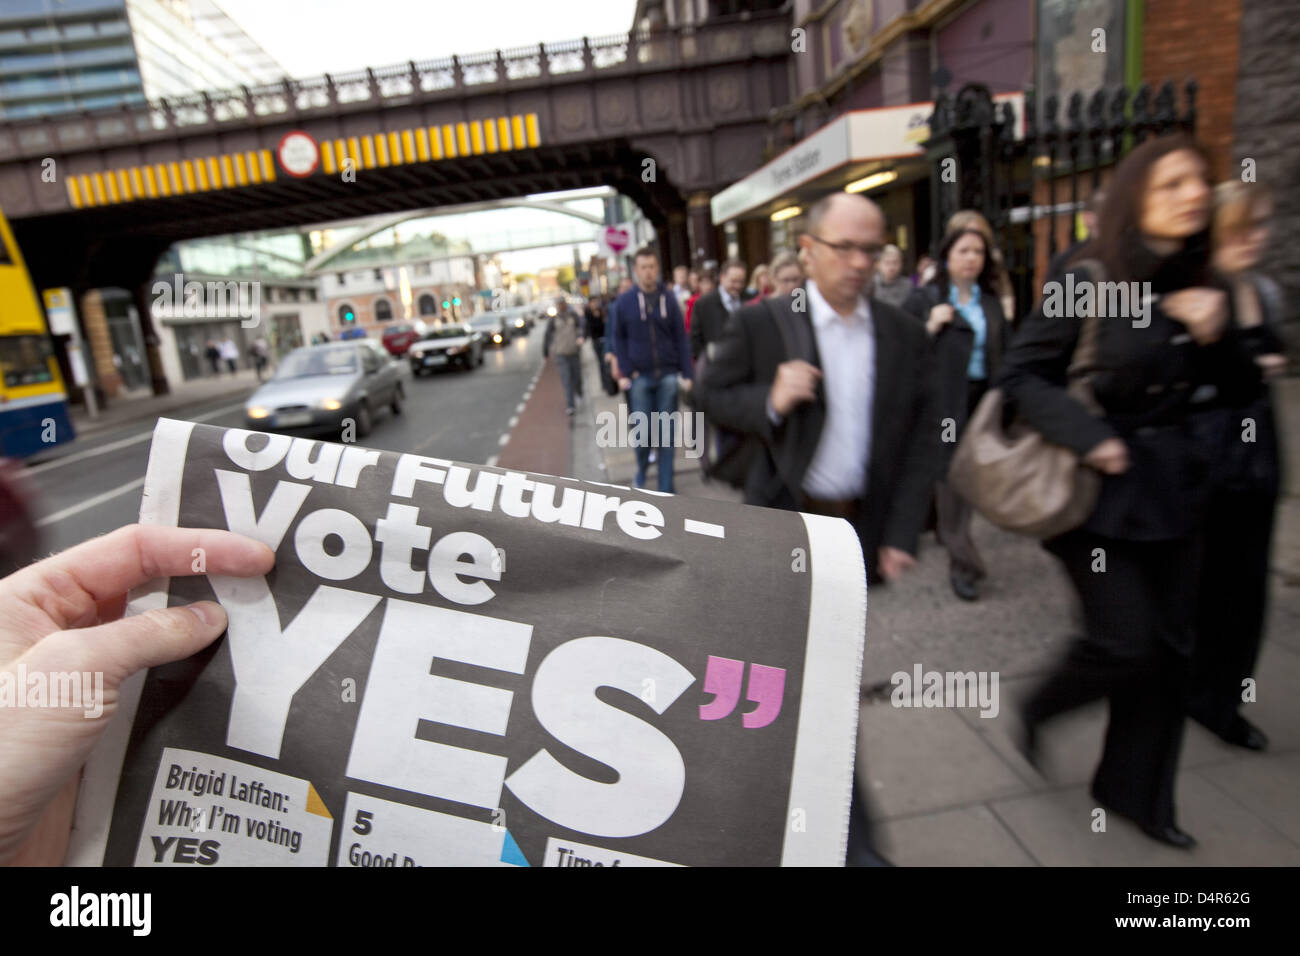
(935, 378, 989, 577)
(1189, 488, 1277, 736)
(1024, 529, 1200, 831)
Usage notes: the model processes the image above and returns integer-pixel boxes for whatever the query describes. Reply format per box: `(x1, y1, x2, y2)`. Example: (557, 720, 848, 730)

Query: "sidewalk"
(68, 370, 262, 438)
(565, 343, 1300, 866)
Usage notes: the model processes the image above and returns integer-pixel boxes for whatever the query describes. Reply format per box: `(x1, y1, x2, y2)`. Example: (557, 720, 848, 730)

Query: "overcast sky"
(218, 0, 639, 79)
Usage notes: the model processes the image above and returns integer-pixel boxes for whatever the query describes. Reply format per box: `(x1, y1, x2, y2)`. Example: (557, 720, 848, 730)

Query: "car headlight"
(320, 398, 342, 411)
(248, 406, 269, 419)
(408, 347, 423, 358)
(492, 333, 503, 343)
(515, 318, 525, 327)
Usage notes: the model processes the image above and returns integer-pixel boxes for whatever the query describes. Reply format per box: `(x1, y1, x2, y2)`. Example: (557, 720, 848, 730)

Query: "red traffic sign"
(276, 131, 319, 178)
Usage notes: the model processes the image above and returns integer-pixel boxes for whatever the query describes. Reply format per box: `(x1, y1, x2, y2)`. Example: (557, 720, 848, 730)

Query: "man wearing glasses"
(697, 193, 937, 864)
(699, 192, 937, 584)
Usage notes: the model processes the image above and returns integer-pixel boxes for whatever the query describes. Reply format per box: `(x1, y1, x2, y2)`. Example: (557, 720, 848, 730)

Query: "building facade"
(706, 0, 1295, 327)
(0, 0, 281, 120)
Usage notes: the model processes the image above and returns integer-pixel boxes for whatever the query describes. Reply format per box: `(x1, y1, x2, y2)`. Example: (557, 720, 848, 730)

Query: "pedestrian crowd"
(565, 132, 1287, 858)
(0, 133, 1287, 866)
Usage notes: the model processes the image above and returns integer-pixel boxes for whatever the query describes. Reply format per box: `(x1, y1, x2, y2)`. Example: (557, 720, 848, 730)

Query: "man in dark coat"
(698, 192, 937, 867)
(698, 195, 937, 584)
(689, 258, 748, 477)
(690, 258, 748, 361)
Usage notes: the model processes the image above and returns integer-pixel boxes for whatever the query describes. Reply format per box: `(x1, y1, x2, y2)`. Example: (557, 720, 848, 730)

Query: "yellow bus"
(0, 204, 74, 457)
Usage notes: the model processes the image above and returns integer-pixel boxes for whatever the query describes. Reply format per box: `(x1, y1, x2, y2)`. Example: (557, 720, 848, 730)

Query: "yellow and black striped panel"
(66, 149, 276, 209)
(64, 111, 541, 208)
(317, 112, 540, 174)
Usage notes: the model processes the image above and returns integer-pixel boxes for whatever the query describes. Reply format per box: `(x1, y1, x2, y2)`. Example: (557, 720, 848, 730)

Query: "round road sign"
(276, 131, 319, 178)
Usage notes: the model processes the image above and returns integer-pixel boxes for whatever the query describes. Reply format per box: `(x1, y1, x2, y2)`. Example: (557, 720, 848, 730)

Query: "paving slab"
(876, 804, 1038, 867)
(990, 772, 1300, 866)
(859, 697, 1028, 820)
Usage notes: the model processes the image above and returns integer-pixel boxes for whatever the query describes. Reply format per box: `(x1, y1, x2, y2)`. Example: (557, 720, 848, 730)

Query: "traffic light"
(343, 309, 355, 323)
(452, 297, 461, 306)
(441, 300, 450, 309)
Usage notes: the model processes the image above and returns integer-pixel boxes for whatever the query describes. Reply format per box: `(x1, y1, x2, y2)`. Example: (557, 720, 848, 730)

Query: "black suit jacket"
(901, 282, 1010, 473)
(689, 290, 734, 360)
(697, 288, 938, 579)
(998, 263, 1264, 542)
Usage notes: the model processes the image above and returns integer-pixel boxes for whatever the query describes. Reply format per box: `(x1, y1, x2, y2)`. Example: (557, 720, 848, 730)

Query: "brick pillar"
(79, 289, 122, 399)
(687, 191, 718, 267)
(1143, 0, 1241, 181)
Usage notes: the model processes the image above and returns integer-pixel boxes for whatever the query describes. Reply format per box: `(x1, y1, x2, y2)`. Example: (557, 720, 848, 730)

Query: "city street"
(25, 327, 545, 557)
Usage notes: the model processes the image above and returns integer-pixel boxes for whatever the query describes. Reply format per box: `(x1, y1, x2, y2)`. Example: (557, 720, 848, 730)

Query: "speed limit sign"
(276, 131, 319, 178)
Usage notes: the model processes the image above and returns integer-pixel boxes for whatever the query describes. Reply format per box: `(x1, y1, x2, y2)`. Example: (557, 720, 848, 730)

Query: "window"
(0, 334, 54, 388)
(417, 293, 437, 316)
(374, 299, 393, 322)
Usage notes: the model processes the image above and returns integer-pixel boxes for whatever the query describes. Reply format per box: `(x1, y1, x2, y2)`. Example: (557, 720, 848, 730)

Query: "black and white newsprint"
(68, 419, 865, 867)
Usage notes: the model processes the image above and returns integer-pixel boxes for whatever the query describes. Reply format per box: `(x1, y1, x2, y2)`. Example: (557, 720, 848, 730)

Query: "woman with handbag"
(998, 134, 1264, 849)
(904, 228, 1011, 601)
(1187, 182, 1287, 751)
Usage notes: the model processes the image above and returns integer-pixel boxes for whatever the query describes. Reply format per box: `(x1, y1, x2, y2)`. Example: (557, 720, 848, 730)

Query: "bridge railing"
(0, 10, 789, 159)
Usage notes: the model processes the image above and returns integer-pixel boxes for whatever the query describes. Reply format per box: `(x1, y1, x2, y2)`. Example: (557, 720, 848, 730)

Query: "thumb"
(0, 601, 227, 863)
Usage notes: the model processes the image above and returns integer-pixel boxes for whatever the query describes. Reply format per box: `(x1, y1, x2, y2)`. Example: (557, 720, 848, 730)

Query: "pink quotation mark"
(698, 656, 787, 729)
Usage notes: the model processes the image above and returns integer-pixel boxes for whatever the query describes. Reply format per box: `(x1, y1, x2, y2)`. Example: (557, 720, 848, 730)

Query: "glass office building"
(0, 0, 281, 120)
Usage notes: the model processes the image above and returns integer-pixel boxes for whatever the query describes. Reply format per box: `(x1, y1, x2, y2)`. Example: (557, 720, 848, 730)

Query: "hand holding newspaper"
(69, 419, 865, 867)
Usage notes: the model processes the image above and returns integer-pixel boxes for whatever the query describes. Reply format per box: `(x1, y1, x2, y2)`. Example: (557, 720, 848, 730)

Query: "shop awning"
(711, 93, 1025, 224)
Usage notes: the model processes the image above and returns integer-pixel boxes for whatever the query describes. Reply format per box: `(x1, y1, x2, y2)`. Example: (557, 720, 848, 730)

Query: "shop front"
(711, 94, 1024, 272)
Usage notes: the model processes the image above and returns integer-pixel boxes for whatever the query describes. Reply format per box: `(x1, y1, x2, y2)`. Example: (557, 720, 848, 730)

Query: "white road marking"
(684, 518, 725, 538)
(508, 415, 518, 428)
(515, 402, 526, 414)
(485, 454, 499, 467)
(498, 434, 510, 446)
(26, 400, 248, 475)
(36, 476, 146, 528)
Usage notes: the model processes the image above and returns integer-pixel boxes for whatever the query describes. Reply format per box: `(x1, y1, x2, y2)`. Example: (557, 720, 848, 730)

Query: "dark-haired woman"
(1000, 135, 1265, 849)
(903, 228, 1010, 601)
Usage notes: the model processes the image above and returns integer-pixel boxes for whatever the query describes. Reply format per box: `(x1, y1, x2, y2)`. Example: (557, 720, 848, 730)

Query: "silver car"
(245, 340, 403, 438)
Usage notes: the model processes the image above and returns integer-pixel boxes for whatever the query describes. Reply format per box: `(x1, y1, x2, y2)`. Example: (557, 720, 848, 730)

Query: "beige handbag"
(947, 261, 1106, 539)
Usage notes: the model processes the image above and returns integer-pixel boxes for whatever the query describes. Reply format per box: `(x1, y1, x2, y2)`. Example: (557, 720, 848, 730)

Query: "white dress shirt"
(800, 279, 875, 500)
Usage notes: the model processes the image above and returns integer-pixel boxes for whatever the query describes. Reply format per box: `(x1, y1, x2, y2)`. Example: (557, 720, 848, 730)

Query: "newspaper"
(68, 418, 865, 867)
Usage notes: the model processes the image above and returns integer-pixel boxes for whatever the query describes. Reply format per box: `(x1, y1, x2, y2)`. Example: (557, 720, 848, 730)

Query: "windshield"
(424, 326, 473, 339)
(274, 347, 358, 379)
(0, 334, 55, 389)
(469, 316, 501, 328)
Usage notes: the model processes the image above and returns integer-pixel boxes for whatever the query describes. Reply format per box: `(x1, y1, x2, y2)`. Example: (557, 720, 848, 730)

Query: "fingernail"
(186, 602, 225, 627)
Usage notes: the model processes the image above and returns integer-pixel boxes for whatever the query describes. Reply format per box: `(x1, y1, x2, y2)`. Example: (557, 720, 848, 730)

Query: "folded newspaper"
(68, 419, 865, 867)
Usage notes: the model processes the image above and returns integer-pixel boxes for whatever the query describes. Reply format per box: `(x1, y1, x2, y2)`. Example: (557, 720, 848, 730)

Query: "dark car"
(467, 312, 512, 347)
(408, 323, 484, 374)
(381, 320, 429, 357)
(245, 340, 403, 438)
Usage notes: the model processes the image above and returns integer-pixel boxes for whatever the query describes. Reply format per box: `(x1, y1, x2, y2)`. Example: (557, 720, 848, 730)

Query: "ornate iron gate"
(923, 79, 1198, 319)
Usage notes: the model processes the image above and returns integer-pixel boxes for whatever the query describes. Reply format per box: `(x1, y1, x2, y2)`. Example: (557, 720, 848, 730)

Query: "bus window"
(0, 334, 55, 388)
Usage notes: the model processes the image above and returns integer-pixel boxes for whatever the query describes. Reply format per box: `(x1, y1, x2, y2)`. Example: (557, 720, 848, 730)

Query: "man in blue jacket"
(610, 247, 694, 491)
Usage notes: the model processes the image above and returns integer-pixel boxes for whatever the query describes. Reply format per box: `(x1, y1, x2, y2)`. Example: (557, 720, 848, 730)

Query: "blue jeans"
(629, 372, 679, 492)
(555, 352, 581, 411)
